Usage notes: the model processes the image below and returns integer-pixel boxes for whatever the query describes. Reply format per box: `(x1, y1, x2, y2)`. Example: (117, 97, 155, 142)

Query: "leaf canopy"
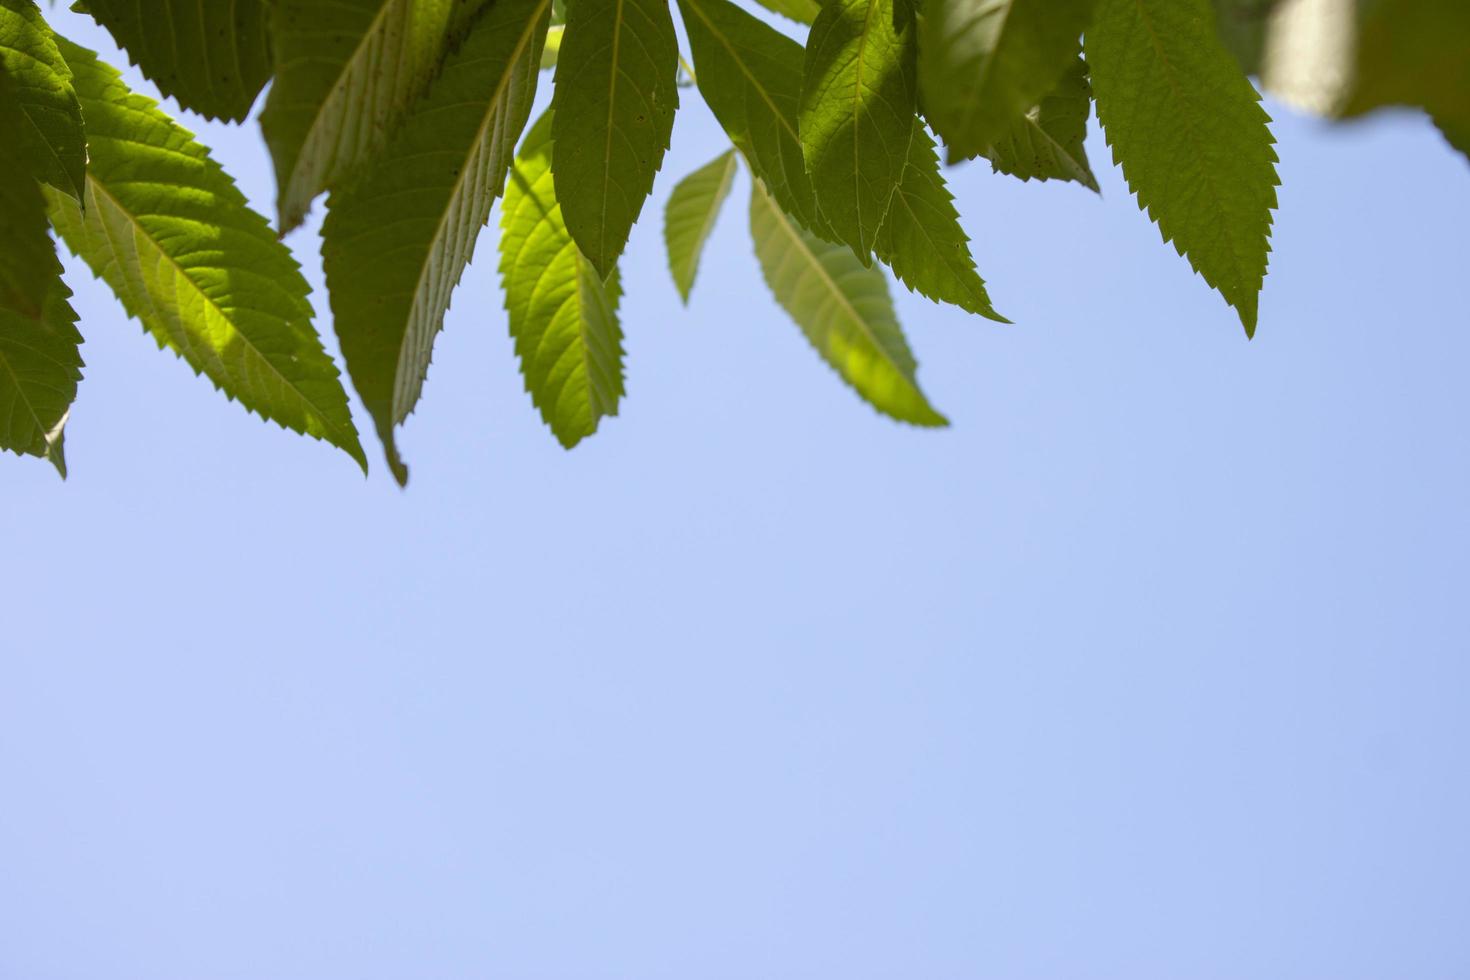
(551, 0, 680, 278)
(47, 39, 366, 469)
(323, 0, 550, 485)
(500, 111, 626, 449)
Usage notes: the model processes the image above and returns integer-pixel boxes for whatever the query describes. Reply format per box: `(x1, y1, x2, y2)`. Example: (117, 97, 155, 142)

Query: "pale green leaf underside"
(500, 110, 625, 449)
(0, 0, 85, 199)
(551, 0, 680, 278)
(664, 148, 738, 303)
(920, 0, 1093, 162)
(261, 0, 480, 232)
(0, 70, 58, 319)
(0, 276, 82, 476)
(876, 127, 1005, 321)
(983, 55, 1099, 191)
(81, 0, 271, 121)
(749, 179, 945, 427)
(48, 40, 366, 468)
(323, 0, 549, 485)
(1087, 0, 1278, 335)
(679, 0, 826, 238)
(801, 0, 917, 262)
(752, 0, 820, 25)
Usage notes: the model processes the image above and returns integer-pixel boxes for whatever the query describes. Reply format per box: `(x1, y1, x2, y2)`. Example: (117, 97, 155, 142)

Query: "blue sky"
(3, 9, 1469, 978)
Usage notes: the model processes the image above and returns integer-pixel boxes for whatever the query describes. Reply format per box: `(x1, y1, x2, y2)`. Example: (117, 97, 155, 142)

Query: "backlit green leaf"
(875, 127, 1005, 321)
(323, 0, 549, 486)
(749, 179, 945, 427)
(801, 0, 917, 262)
(752, 0, 819, 25)
(919, 0, 1092, 163)
(664, 148, 738, 303)
(0, 0, 85, 199)
(500, 110, 625, 449)
(982, 56, 1099, 191)
(260, 0, 484, 232)
(678, 0, 826, 237)
(47, 40, 366, 469)
(551, 0, 680, 277)
(1087, 0, 1278, 335)
(80, 0, 271, 121)
(0, 273, 81, 475)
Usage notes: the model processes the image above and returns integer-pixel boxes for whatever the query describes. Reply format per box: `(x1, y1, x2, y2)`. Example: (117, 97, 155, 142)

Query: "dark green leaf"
(0, 0, 85, 198)
(664, 148, 738, 303)
(0, 67, 58, 318)
(0, 272, 80, 475)
(79, 0, 271, 121)
(551, 0, 680, 277)
(324, 0, 550, 485)
(500, 110, 625, 449)
(48, 40, 366, 469)
(919, 0, 1092, 163)
(1087, 0, 1278, 335)
(982, 56, 1099, 191)
(876, 127, 1005, 321)
(801, 0, 917, 262)
(750, 178, 946, 427)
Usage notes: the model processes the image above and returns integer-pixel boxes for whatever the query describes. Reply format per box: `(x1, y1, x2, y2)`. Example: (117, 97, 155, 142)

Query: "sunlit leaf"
(0, 0, 85, 198)
(664, 148, 738, 303)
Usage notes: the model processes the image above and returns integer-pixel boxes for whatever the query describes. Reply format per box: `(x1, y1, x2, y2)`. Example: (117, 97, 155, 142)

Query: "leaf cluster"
(0, 0, 1463, 480)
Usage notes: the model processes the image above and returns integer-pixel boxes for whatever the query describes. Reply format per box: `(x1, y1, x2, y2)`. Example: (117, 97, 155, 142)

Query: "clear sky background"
(4, 8, 1469, 979)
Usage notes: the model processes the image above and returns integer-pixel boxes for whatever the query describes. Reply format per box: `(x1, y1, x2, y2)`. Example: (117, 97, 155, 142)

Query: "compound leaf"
(500, 110, 625, 449)
(80, 0, 271, 121)
(920, 0, 1093, 163)
(0, 274, 81, 475)
(47, 40, 366, 469)
(323, 0, 549, 486)
(875, 127, 1005, 321)
(1087, 0, 1278, 335)
(551, 0, 680, 278)
(801, 0, 917, 262)
(749, 179, 945, 427)
(0, 0, 85, 199)
(664, 148, 737, 303)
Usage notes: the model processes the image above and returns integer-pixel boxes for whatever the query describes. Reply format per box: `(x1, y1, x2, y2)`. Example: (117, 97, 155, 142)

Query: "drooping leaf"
(0, 273, 81, 475)
(551, 0, 680, 277)
(323, 0, 549, 485)
(500, 110, 625, 449)
(0, 68, 58, 318)
(47, 40, 366, 469)
(678, 0, 826, 237)
(0, 0, 85, 198)
(919, 0, 1092, 164)
(875, 127, 1005, 322)
(749, 179, 945, 427)
(664, 148, 738, 303)
(260, 0, 485, 232)
(79, 0, 271, 121)
(982, 56, 1099, 192)
(751, 0, 819, 25)
(1087, 0, 1278, 335)
(800, 0, 917, 262)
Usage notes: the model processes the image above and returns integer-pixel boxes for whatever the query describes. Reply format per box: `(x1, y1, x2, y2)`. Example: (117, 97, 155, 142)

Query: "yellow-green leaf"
(664, 148, 738, 303)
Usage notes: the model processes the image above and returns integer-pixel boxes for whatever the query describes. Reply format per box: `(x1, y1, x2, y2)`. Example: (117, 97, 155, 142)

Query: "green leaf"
(541, 24, 563, 69)
(79, 0, 271, 121)
(260, 0, 483, 232)
(751, 0, 819, 25)
(678, 0, 826, 237)
(551, 0, 680, 277)
(1087, 0, 1278, 335)
(323, 0, 549, 486)
(47, 40, 366, 470)
(0, 0, 85, 199)
(801, 0, 917, 262)
(919, 0, 1092, 163)
(982, 55, 1099, 192)
(0, 274, 81, 475)
(0, 68, 58, 319)
(749, 179, 946, 427)
(875, 127, 1005, 322)
(664, 148, 738, 303)
(500, 110, 625, 449)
